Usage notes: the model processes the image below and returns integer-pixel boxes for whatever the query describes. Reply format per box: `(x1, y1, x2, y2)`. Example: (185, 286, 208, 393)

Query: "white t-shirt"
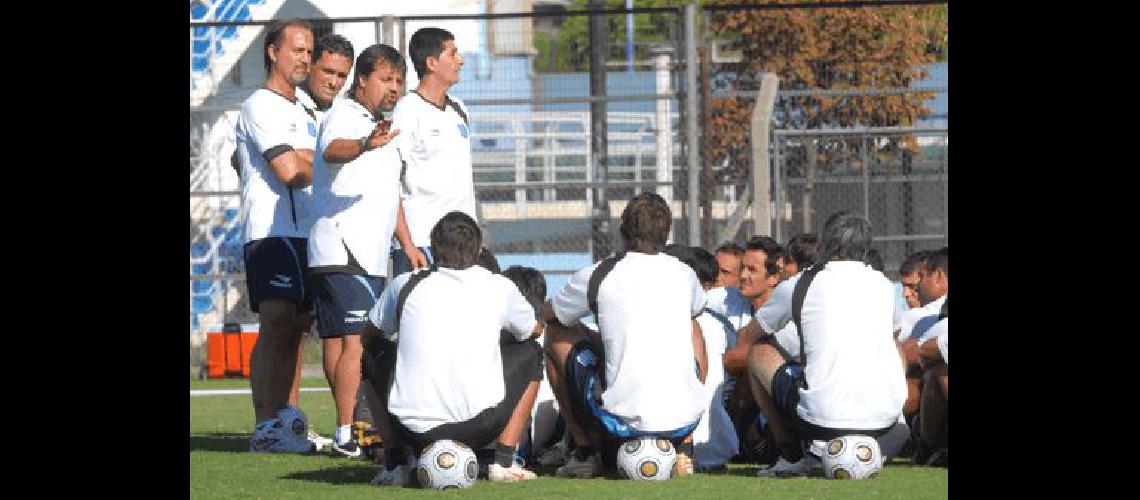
(308, 98, 402, 277)
(552, 252, 709, 433)
(234, 88, 317, 242)
(296, 87, 325, 124)
(897, 294, 946, 341)
(692, 312, 739, 469)
(705, 286, 754, 350)
(391, 92, 478, 248)
(367, 266, 537, 434)
(753, 261, 907, 431)
(927, 317, 948, 364)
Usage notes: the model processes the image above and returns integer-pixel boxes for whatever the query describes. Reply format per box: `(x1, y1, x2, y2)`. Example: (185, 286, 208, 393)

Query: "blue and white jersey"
(235, 88, 318, 242)
(390, 91, 477, 248)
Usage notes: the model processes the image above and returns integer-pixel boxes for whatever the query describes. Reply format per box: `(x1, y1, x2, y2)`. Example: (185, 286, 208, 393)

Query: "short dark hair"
(923, 246, 948, 280)
(663, 244, 718, 286)
(619, 193, 671, 253)
(816, 211, 872, 264)
(429, 211, 482, 269)
(408, 27, 454, 79)
(502, 266, 547, 313)
(744, 235, 783, 275)
(784, 233, 818, 270)
(715, 241, 744, 257)
(475, 247, 500, 274)
(865, 248, 885, 273)
(264, 19, 313, 74)
(348, 43, 405, 98)
(899, 250, 928, 276)
(315, 33, 354, 63)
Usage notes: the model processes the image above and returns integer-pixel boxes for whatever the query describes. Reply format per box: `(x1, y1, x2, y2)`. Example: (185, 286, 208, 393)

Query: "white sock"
(335, 424, 352, 445)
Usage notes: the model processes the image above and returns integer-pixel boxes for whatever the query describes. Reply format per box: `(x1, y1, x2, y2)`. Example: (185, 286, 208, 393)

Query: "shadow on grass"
(190, 433, 252, 453)
(282, 464, 378, 485)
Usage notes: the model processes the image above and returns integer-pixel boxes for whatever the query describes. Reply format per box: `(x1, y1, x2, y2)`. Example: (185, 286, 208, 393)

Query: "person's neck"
(416, 77, 450, 107)
(750, 291, 770, 310)
(265, 74, 296, 101)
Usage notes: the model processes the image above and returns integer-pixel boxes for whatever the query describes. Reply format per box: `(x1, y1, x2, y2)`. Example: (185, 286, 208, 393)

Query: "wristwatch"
(360, 135, 370, 152)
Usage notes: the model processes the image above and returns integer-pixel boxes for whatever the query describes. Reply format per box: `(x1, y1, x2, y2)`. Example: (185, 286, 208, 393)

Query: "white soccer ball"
(616, 437, 676, 481)
(275, 405, 309, 442)
(415, 440, 479, 490)
(822, 435, 883, 480)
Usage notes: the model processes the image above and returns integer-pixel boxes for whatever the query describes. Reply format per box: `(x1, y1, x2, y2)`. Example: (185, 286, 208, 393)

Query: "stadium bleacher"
(190, 0, 265, 74)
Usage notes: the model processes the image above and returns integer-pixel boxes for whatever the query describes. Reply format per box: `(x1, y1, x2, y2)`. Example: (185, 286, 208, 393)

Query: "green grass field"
(190, 374, 948, 499)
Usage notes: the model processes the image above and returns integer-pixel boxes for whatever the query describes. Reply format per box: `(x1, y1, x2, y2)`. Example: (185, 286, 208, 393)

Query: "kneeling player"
(362, 212, 545, 485)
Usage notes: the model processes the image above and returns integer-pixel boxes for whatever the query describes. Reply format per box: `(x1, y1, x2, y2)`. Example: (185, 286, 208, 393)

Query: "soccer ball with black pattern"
(616, 437, 676, 481)
(822, 435, 883, 480)
(275, 405, 309, 442)
(414, 440, 479, 490)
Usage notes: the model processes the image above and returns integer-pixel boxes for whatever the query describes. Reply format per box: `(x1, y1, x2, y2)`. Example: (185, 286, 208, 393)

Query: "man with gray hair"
(741, 211, 907, 477)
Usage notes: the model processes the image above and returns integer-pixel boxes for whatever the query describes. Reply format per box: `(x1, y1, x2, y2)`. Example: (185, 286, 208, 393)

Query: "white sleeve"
(317, 106, 366, 152)
(689, 269, 707, 318)
(774, 322, 801, 360)
(367, 272, 409, 340)
(696, 314, 728, 356)
(754, 276, 797, 334)
(244, 96, 302, 156)
(704, 287, 728, 317)
(936, 323, 948, 365)
(502, 278, 538, 341)
(552, 262, 600, 326)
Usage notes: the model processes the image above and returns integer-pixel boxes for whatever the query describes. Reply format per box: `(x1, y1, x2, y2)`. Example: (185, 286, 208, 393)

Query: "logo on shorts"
(270, 275, 293, 288)
(575, 349, 597, 367)
(345, 310, 367, 323)
(457, 123, 468, 138)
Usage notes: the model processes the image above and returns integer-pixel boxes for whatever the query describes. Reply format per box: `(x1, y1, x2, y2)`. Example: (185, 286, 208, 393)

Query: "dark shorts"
(311, 273, 385, 339)
(243, 237, 312, 313)
(390, 246, 434, 278)
(770, 360, 893, 441)
(363, 336, 543, 451)
(563, 341, 699, 445)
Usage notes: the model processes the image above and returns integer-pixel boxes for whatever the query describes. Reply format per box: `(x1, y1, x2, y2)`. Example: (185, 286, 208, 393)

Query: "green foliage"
(533, 0, 689, 73)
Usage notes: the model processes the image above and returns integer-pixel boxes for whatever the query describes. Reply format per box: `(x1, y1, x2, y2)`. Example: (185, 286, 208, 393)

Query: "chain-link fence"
(190, 0, 947, 350)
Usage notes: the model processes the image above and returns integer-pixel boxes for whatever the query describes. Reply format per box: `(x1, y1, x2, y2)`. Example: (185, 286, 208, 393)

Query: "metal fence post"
(751, 73, 778, 237)
(684, 3, 700, 246)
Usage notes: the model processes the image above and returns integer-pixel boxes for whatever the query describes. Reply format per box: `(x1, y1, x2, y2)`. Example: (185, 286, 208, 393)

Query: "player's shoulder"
(446, 93, 467, 109)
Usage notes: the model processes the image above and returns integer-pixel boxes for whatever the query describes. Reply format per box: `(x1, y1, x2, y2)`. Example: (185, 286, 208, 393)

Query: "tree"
(533, 0, 688, 73)
(706, 0, 947, 184)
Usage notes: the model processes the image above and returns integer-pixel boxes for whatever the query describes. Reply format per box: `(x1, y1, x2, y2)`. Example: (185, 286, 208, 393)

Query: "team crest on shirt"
(457, 123, 468, 138)
(307, 121, 317, 137)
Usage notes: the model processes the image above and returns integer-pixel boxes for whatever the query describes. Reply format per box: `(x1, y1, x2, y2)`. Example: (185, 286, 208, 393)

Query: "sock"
(675, 442, 694, 457)
(572, 445, 595, 461)
(495, 442, 517, 468)
(334, 424, 352, 445)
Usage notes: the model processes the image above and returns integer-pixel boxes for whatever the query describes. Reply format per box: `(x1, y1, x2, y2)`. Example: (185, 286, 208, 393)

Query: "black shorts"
(311, 273, 385, 339)
(363, 336, 543, 451)
(562, 341, 699, 445)
(243, 237, 312, 313)
(770, 361, 893, 441)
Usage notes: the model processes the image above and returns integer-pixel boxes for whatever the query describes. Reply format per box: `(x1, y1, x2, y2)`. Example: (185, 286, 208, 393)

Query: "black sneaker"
(331, 439, 362, 458)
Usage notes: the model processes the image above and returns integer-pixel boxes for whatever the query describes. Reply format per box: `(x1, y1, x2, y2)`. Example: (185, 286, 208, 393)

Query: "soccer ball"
(821, 435, 883, 480)
(275, 405, 309, 442)
(616, 437, 676, 481)
(415, 440, 479, 490)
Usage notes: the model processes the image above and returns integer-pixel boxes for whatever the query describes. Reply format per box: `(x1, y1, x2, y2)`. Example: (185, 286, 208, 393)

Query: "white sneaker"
(249, 418, 315, 454)
(756, 455, 820, 478)
(371, 456, 416, 487)
(307, 429, 333, 451)
(488, 461, 538, 482)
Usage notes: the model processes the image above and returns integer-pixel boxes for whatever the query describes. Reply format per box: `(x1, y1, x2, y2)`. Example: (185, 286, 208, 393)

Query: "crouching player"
(361, 211, 545, 485)
(541, 193, 710, 478)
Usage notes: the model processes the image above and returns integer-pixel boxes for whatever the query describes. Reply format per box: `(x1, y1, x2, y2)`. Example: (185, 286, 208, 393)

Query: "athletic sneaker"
(331, 439, 362, 458)
(555, 452, 602, 479)
(307, 429, 333, 451)
(488, 460, 538, 482)
(756, 455, 820, 478)
(371, 456, 416, 486)
(535, 441, 568, 468)
(249, 418, 316, 454)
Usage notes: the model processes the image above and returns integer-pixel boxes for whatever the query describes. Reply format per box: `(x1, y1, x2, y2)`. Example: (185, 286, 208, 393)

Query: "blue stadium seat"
(193, 296, 213, 313)
(193, 262, 210, 275)
(191, 242, 210, 258)
(193, 280, 214, 293)
(224, 207, 239, 222)
(212, 226, 227, 239)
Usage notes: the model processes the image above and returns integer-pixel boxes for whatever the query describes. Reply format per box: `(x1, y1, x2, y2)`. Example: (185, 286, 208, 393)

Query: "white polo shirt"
(308, 98, 402, 277)
(693, 311, 739, 469)
(552, 252, 709, 433)
(390, 92, 478, 247)
(754, 261, 907, 431)
(296, 87, 324, 123)
(234, 88, 317, 242)
(897, 294, 947, 342)
(367, 266, 537, 434)
(705, 286, 754, 351)
(927, 317, 948, 364)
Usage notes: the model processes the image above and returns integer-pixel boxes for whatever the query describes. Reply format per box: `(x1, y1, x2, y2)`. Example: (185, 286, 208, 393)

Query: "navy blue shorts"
(312, 273, 385, 339)
(563, 341, 698, 443)
(390, 246, 433, 278)
(770, 361, 893, 441)
(243, 237, 312, 313)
